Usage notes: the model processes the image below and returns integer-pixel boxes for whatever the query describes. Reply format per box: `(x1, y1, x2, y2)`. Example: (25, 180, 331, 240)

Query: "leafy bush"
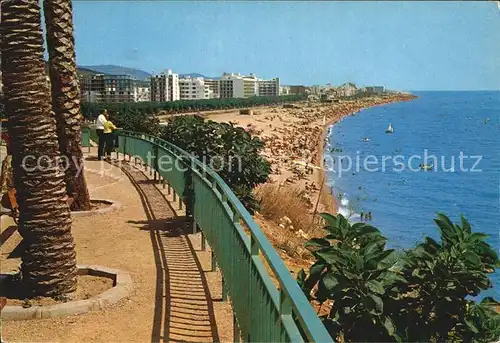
(160, 115, 270, 212)
(109, 106, 161, 136)
(297, 213, 500, 342)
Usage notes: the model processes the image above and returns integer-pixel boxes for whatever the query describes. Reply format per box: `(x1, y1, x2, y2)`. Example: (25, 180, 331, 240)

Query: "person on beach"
(367, 212, 372, 221)
(96, 109, 108, 160)
(360, 211, 364, 220)
(103, 112, 117, 160)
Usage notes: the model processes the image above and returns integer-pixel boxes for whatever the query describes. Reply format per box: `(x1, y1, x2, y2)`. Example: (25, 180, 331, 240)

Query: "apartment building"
(219, 73, 245, 98)
(359, 86, 385, 95)
(150, 69, 180, 102)
(243, 74, 258, 98)
(289, 85, 307, 95)
(337, 82, 358, 97)
(280, 86, 290, 95)
(219, 72, 280, 98)
(204, 78, 219, 98)
(179, 76, 212, 100)
(87, 74, 136, 103)
(78, 74, 93, 103)
(257, 77, 280, 97)
(134, 80, 150, 102)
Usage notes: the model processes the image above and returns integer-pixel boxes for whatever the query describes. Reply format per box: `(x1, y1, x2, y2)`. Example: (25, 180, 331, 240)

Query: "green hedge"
(80, 95, 306, 119)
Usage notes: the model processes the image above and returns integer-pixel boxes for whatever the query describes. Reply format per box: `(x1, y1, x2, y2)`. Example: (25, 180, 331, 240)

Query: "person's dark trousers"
(96, 129, 104, 160)
(113, 133, 119, 148)
(104, 133, 114, 157)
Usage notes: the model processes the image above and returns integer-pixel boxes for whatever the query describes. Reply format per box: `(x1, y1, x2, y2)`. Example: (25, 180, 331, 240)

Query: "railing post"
(234, 313, 240, 343)
(123, 136, 127, 161)
(278, 287, 293, 341)
(153, 144, 158, 180)
(248, 234, 259, 342)
(200, 231, 206, 250)
(221, 275, 227, 302)
(115, 134, 119, 160)
(211, 251, 216, 272)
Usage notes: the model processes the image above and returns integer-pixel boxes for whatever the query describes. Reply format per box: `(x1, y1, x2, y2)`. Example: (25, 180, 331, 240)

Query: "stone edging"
(1, 265, 133, 321)
(71, 199, 121, 217)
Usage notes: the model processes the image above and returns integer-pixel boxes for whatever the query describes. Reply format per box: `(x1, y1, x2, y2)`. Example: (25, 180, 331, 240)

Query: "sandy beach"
(204, 93, 417, 215)
(177, 93, 418, 265)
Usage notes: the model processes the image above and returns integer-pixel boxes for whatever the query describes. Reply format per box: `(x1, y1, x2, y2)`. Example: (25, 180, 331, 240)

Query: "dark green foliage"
(393, 213, 500, 342)
(297, 213, 500, 342)
(160, 115, 270, 213)
(109, 106, 161, 136)
(80, 95, 306, 119)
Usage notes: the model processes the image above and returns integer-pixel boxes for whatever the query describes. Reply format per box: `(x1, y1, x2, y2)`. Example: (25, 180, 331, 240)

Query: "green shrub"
(160, 115, 270, 213)
(110, 106, 161, 136)
(297, 213, 500, 342)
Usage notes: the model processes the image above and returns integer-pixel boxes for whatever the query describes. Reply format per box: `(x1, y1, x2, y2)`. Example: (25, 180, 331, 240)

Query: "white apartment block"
(204, 79, 219, 98)
(280, 86, 291, 95)
(243, 74, 258, 98)
(219, 73, 245, 99)
(134, 85, 150, 102)
(179, 76, 214, 100)
(150, 69, 180, 102)
(219, 73, 279, 98)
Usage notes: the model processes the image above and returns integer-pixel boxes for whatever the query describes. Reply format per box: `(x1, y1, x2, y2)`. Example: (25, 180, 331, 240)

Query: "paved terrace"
(1, 147, 234, 342)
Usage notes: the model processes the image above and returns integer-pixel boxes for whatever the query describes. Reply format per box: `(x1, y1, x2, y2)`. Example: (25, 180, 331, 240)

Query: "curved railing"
(115, 130, 333, 343)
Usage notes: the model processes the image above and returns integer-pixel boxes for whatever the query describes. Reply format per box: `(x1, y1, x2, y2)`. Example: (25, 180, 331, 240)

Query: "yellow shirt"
(103, 121, 117, 134)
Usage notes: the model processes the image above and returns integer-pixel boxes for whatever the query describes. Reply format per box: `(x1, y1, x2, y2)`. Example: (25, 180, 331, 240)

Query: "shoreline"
(311, 94, 419, 215)
(205, 93, 418, 225)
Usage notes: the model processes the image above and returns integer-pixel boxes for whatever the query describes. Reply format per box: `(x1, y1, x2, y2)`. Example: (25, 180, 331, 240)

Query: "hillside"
(80, 65, 151, 80)
(44, 61, 100, 77)
(77, 66, 101, 77)
(180, 73, 219, 80)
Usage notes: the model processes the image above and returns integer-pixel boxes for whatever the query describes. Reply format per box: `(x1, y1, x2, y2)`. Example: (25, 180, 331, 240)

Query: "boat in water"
(385, 123, 394, 133)
(420, 164, 433, 171)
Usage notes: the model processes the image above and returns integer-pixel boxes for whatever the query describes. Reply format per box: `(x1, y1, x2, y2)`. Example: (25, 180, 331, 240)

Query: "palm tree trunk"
(1, 0, 77, 296)
(43, 0, 91, 211)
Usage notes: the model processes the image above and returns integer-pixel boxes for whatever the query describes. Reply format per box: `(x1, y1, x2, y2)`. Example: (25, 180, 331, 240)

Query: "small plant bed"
(0, 274, 113, 307)
(70, 199, 121, 217)
(0, 265, 133, 321)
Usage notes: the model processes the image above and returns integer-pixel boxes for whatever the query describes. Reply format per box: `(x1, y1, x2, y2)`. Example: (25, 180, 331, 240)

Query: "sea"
(324, 91, 500, 299)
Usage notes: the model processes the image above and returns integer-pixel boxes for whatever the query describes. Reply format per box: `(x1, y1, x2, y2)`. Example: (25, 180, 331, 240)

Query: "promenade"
(1, 148, 233, 342)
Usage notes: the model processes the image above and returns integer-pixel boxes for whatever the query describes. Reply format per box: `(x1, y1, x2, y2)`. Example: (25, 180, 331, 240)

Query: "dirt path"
(120, 163, 220, 342)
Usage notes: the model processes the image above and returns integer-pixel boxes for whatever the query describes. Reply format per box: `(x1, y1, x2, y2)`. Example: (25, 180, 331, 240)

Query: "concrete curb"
(1, 265, 133, 321)
(71, 199, 121, 218)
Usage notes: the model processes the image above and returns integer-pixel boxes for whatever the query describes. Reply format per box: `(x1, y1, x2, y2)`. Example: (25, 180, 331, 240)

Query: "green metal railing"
(115, 130, 333, 343)
(81, 126, 91, 152)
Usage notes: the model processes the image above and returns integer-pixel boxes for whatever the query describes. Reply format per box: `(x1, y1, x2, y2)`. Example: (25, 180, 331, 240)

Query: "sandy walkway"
(1, 152, 233, 342)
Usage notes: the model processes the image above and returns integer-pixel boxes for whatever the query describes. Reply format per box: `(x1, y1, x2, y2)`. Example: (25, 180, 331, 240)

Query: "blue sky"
(71, 1, 500, 91)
